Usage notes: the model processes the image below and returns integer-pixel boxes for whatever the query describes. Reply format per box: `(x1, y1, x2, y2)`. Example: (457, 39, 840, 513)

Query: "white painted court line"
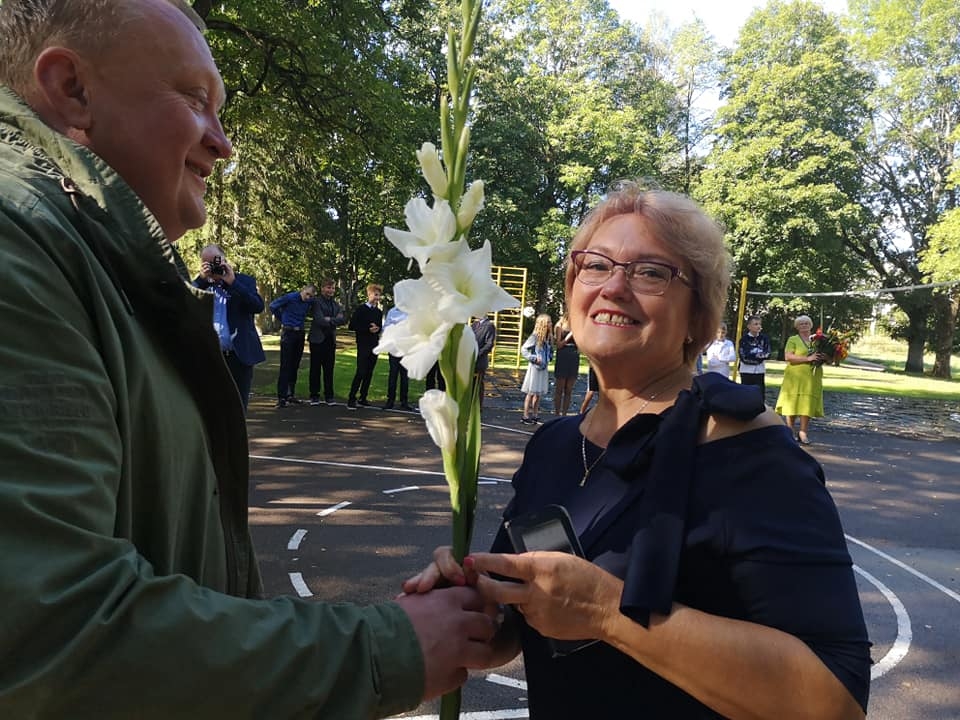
(486, 674, 527, 690)
(403, 711, 528, 720)
(287, 528, 307, 550)
(383, 486, 420, 494)
(846, 534, 960, 604)
(317, 500, 351, 517)
(250, 454, 509, 483)
(853, 564, 912, 680)
(288, 572, 312, 598)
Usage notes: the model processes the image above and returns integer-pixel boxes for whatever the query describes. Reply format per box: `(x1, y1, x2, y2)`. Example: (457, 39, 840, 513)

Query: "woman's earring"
(684, 335, 693, 344)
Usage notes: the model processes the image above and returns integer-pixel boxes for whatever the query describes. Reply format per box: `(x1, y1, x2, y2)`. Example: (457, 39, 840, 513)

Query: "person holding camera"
(193, 245, 266, 413)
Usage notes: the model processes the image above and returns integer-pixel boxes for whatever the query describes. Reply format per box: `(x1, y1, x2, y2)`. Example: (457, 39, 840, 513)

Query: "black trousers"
(349, 349, 379, 402)
(224, 352, 254, 414)
(309, 339, 336, 401)
(739, 371, 766, 399)
(386, 354, 409, 404)
(277, 328, 305, 399)
(425, 362, 446, 392)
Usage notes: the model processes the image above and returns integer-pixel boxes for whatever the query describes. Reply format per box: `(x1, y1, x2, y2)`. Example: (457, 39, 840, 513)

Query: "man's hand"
(369, 323, 380, 333)
(395, 586, 499, 701)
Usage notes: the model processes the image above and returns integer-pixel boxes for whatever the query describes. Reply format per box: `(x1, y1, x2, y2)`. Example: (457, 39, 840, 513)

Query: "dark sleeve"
(229, 274, 264, 314)
(704, 431, 871, 711)
(268, 293, 288, 316)
(737, 335, 750, 363)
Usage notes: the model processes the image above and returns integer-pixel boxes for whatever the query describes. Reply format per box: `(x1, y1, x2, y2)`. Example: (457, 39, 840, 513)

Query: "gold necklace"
(579, 374, 681, 486)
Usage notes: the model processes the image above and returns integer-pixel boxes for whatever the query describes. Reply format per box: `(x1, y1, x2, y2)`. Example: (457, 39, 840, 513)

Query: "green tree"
(699, 0, 875, 339)
(848, 0, 960, 376)
(469, 0, 676, 312)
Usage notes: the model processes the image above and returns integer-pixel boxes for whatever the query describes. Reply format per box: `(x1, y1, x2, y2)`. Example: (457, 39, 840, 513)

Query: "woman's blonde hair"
(564, 181, 730, 366)
(794, 315, 813, 329)
(532, 313, 553, 349)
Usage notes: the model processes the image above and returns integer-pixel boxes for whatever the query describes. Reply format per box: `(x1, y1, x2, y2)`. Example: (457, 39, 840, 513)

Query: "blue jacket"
(269, 290, 313, 329)
(192, 272, 266, 367)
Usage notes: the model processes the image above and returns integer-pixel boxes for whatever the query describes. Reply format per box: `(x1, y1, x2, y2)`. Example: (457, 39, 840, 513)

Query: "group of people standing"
(269, 280, 498, 412)
(700, 314, 827, 444)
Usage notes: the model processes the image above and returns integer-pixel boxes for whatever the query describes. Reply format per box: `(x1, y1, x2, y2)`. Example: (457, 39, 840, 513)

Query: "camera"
(209, 255, 226, 275)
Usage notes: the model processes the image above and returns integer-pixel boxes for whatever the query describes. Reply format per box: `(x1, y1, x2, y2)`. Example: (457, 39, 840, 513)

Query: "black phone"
(504, 504, 597, 657)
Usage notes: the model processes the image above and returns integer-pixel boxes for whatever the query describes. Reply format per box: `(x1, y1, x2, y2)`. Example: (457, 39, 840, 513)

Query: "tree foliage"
(848, 0, 960, 375)
(698, 1, 875, 340)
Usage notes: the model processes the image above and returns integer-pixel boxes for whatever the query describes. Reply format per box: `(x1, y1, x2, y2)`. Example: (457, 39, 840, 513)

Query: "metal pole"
(734, 276, 749, 381)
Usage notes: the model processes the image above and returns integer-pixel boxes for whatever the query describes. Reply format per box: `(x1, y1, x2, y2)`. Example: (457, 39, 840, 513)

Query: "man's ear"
(32, 47, 93, 133)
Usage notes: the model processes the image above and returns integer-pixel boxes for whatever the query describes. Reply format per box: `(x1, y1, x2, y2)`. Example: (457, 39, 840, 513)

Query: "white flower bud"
(457, 180, 485, 228)
(419, 390, 459, 452)
(416, 142, 448, 198)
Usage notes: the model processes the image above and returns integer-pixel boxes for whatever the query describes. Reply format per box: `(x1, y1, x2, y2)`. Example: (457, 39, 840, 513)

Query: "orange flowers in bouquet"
(810, 327, 852, 366)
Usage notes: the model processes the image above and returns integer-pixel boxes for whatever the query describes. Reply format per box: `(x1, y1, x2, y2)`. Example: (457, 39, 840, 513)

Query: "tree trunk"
(930, 291, 959, 379)
(904, 320, 927, 373)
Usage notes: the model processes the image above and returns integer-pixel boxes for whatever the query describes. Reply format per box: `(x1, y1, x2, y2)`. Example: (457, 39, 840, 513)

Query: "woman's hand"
(402, 545, 477, 595)
(465, 552, 623, 643)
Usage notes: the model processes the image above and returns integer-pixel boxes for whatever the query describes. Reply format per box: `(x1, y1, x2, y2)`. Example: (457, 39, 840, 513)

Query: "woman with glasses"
(405, 183, 870, 719)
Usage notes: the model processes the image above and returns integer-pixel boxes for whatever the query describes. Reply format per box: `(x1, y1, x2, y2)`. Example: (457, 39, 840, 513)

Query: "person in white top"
(704, 322, 736, 378)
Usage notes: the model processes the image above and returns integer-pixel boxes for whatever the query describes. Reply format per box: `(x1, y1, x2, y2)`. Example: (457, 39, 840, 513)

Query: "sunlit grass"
(254, 332, 959, 401)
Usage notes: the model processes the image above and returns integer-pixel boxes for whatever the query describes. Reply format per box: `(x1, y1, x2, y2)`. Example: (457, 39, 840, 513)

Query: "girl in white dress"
(520, 313, 553, 423)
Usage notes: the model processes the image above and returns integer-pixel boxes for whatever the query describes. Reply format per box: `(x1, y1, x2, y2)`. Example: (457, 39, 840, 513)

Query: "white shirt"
(705, 338, 736, 378)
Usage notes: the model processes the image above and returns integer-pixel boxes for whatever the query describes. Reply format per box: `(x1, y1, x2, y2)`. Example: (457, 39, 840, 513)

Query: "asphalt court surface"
(245, 394, 960, 719)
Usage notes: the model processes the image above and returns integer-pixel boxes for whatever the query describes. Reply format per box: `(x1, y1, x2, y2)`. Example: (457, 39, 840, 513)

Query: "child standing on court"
(738, 314, 772, 399)
(520, 313, 553, 424)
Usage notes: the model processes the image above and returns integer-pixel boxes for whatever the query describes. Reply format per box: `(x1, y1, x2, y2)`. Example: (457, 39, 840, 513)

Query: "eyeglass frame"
(569, 249, 694, 296)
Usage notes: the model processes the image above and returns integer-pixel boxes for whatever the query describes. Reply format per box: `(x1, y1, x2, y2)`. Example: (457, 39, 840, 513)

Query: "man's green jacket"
(0, 87, 423, 718)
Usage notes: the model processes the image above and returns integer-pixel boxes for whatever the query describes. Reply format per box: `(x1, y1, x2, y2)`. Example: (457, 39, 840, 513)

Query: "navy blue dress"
(490, 376, 870, 718)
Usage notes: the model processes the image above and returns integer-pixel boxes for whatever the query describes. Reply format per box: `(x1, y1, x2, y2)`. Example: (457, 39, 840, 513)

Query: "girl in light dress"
(520, 313, 553, 424)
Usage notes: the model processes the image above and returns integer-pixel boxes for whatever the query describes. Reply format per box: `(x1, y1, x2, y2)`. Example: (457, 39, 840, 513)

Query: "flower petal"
(419, 390, 458, 452)
(424, 240, 520, 324)
(384, 197, 458, 268)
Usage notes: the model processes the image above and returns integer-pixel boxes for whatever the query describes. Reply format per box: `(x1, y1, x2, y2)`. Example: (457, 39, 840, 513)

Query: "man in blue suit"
(193, 245, 266, 412)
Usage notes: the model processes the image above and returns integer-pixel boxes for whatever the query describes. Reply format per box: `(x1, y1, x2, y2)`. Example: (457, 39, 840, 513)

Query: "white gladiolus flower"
(384, 197, 458, 268)
(425, 240, 519, 324)
(416, 142, 448, 198)
(419, 390, 459, 452)
(374, 279, 454, 378)
(457, 180, 485, 229)
(456, 323, 478, 389)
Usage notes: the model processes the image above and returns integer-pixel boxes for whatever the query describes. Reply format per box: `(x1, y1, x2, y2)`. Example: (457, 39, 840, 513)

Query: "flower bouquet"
(809, 327, 852, 366)
(373, 1, 517, 717)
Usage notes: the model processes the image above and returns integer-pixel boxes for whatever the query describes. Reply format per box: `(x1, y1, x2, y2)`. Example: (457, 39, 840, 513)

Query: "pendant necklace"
(579, 377, 677, 487)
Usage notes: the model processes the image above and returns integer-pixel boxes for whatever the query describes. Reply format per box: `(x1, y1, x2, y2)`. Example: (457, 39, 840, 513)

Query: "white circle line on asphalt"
(846, 533, 960, 604)
(250, 454, 510, 483)
(287, 529, 307, 550)
(852, 564, 911, 680)
(383, 486, 420, 494)
(288, 572, 312, 598)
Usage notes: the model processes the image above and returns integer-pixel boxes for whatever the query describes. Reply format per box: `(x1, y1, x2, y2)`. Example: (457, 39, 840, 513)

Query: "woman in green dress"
(775, 315, 826, 445)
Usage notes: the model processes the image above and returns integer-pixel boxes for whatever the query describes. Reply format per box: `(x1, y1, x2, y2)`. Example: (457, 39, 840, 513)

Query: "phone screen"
(521, 520, 576, 554)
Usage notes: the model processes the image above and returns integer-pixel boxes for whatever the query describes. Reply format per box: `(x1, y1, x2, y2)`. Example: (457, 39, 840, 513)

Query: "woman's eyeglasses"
(570, 250, 693, 296)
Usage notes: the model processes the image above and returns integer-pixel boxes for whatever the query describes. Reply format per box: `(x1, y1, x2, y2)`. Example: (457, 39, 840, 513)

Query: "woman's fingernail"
(464, 556, 475, 569)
